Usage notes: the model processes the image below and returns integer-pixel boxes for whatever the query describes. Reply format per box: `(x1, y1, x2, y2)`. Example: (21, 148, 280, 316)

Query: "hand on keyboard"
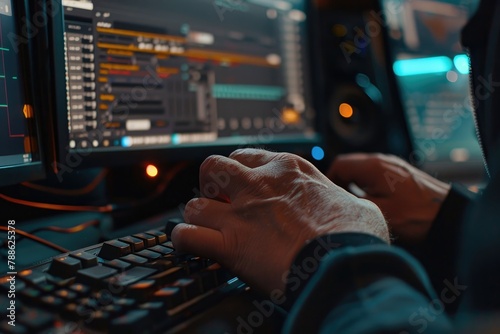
(172, 149, 389, 294)
(327, 153, 451, 244)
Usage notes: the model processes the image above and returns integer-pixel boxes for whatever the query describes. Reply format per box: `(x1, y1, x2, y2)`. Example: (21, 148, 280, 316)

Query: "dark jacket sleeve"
(283, 234, 453, 334)
(459, 155, 500, 314)
(401, 184, 477, 314)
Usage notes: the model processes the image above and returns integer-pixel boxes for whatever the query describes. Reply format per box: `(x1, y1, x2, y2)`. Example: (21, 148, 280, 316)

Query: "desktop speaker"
(314, 0, 412, 157)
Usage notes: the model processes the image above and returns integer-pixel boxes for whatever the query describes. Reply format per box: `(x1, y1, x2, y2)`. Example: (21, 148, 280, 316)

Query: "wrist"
(283, 233, 386, 308)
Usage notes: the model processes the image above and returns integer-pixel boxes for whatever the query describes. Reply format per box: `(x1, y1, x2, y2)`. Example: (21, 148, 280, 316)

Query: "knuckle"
(277, 152, 297, 161)
(367, 155, 386, 170)
(372, 153, 388, 162)
(200, 155, 222, 175)
(184, 199, 205, 222)
(229, 148, 247, 159)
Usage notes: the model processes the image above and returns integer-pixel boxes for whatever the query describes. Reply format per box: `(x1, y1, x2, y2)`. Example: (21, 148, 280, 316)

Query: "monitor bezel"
(44, 0, 324, 170)
(0, 0, 46, 187)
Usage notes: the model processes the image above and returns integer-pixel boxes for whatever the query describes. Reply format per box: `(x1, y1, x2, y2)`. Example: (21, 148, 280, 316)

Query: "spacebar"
(104, 267, 157, 288)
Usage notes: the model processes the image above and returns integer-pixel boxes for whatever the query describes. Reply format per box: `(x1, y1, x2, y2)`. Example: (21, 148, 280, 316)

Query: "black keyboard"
(0, 223, 245, 333)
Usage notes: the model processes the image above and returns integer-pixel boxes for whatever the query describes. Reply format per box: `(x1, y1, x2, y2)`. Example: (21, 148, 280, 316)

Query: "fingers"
(176, 198, 234, 263)
(199, 155, 250, 201)
(328, 153, 384, 191)
(198, 149, 285, 201)
(183, 198, 231, 230)
(229, 148, 278, 168)
(171, 224, 225, 260)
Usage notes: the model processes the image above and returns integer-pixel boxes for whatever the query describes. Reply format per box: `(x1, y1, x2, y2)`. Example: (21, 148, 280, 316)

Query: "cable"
(30, 220, 100, 234)
(21, 169, 109, 196)
(0, 193, 115, 212)
(0, 220, 101, 249)
(0, 162, 188, 213)
(0, 226, 69, 253)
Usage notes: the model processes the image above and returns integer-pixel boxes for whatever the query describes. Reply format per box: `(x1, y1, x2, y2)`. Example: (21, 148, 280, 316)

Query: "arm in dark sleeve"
(459, 156, 500, 315)
(401, 184, 477, 314)
(283, 234, 453, 334)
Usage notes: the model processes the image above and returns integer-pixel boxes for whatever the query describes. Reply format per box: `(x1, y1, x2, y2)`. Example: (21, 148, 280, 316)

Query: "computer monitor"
(46, 0, 320, 169)
(382, 0, 483, 176)
(0, 0, 45, 187)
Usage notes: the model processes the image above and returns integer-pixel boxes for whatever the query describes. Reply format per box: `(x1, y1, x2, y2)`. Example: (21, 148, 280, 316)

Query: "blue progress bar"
(393, 56, 453, 77)
(213, 84, 285, 101)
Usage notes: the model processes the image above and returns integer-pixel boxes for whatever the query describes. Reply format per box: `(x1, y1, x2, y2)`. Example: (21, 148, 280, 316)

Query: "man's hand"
(172, 149, 388, 294)
(327, 154, 451, 244)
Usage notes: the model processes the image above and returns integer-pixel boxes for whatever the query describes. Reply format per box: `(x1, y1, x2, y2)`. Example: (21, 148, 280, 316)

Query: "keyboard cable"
(0, 226, 70, 253)
(21, 169, 109, 196)
(0, 220, 100, 249)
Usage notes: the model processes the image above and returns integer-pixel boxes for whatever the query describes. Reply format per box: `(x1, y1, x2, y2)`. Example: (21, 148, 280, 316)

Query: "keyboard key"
(133, 233, 157, 247)
(69, 283, 91, 296)
(153, 287, 184, 309)
(145, 258, 175, 271)
(127, 280, 157, 300)
(36, 283, 56, 294)
(45, 275, 74, 288)
(54, 289, 78, 300)
(18, 308, 54, 331)
(61, 303, 79, 320)
(185, 257, 207, 274)
(120, 254, 148, 265)
(78, 298, 101, 314)
(119, 236, 145, 252)
(48, 256, 82, 278)
(114, 298, 136, 309)
(198, 270, 218, 291)
(70, 251, 99, 268)
(104, 267, 157, 289)
(98, 240, 132, 260)
(104, 259, 133, 271)
(87, 310, 111, 330)
(149, 245, 174, 256)
(18, 270, 46, 286)
(149, 266, 184, 286)
(146, 230, 168, 244)
(92, 290, 114, 306)
(165, 218, 184, 238)
(63, 303, 95, 321)
(102, 304, 124, 315)
(76, 265, 118, 288)
(207, 263, 233, 285)
(172, 278, 202, 300)
(138, 301, 165, 318)
(20, 288, 42, 301)
(110, 309, 149, 333)
(161, 254, 182, 266)
(162, 241, 174, 249)
(40, 295, 64, 309)
(136, 249, 162, 261)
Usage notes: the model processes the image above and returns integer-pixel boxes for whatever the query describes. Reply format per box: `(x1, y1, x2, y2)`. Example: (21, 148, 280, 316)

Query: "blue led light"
(121, 136, 132, 147)
(393, 56, 453, 76)
(454, 54, 470, 74)
(312, 146, 325, 161)
(172, 134, 180, 145)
